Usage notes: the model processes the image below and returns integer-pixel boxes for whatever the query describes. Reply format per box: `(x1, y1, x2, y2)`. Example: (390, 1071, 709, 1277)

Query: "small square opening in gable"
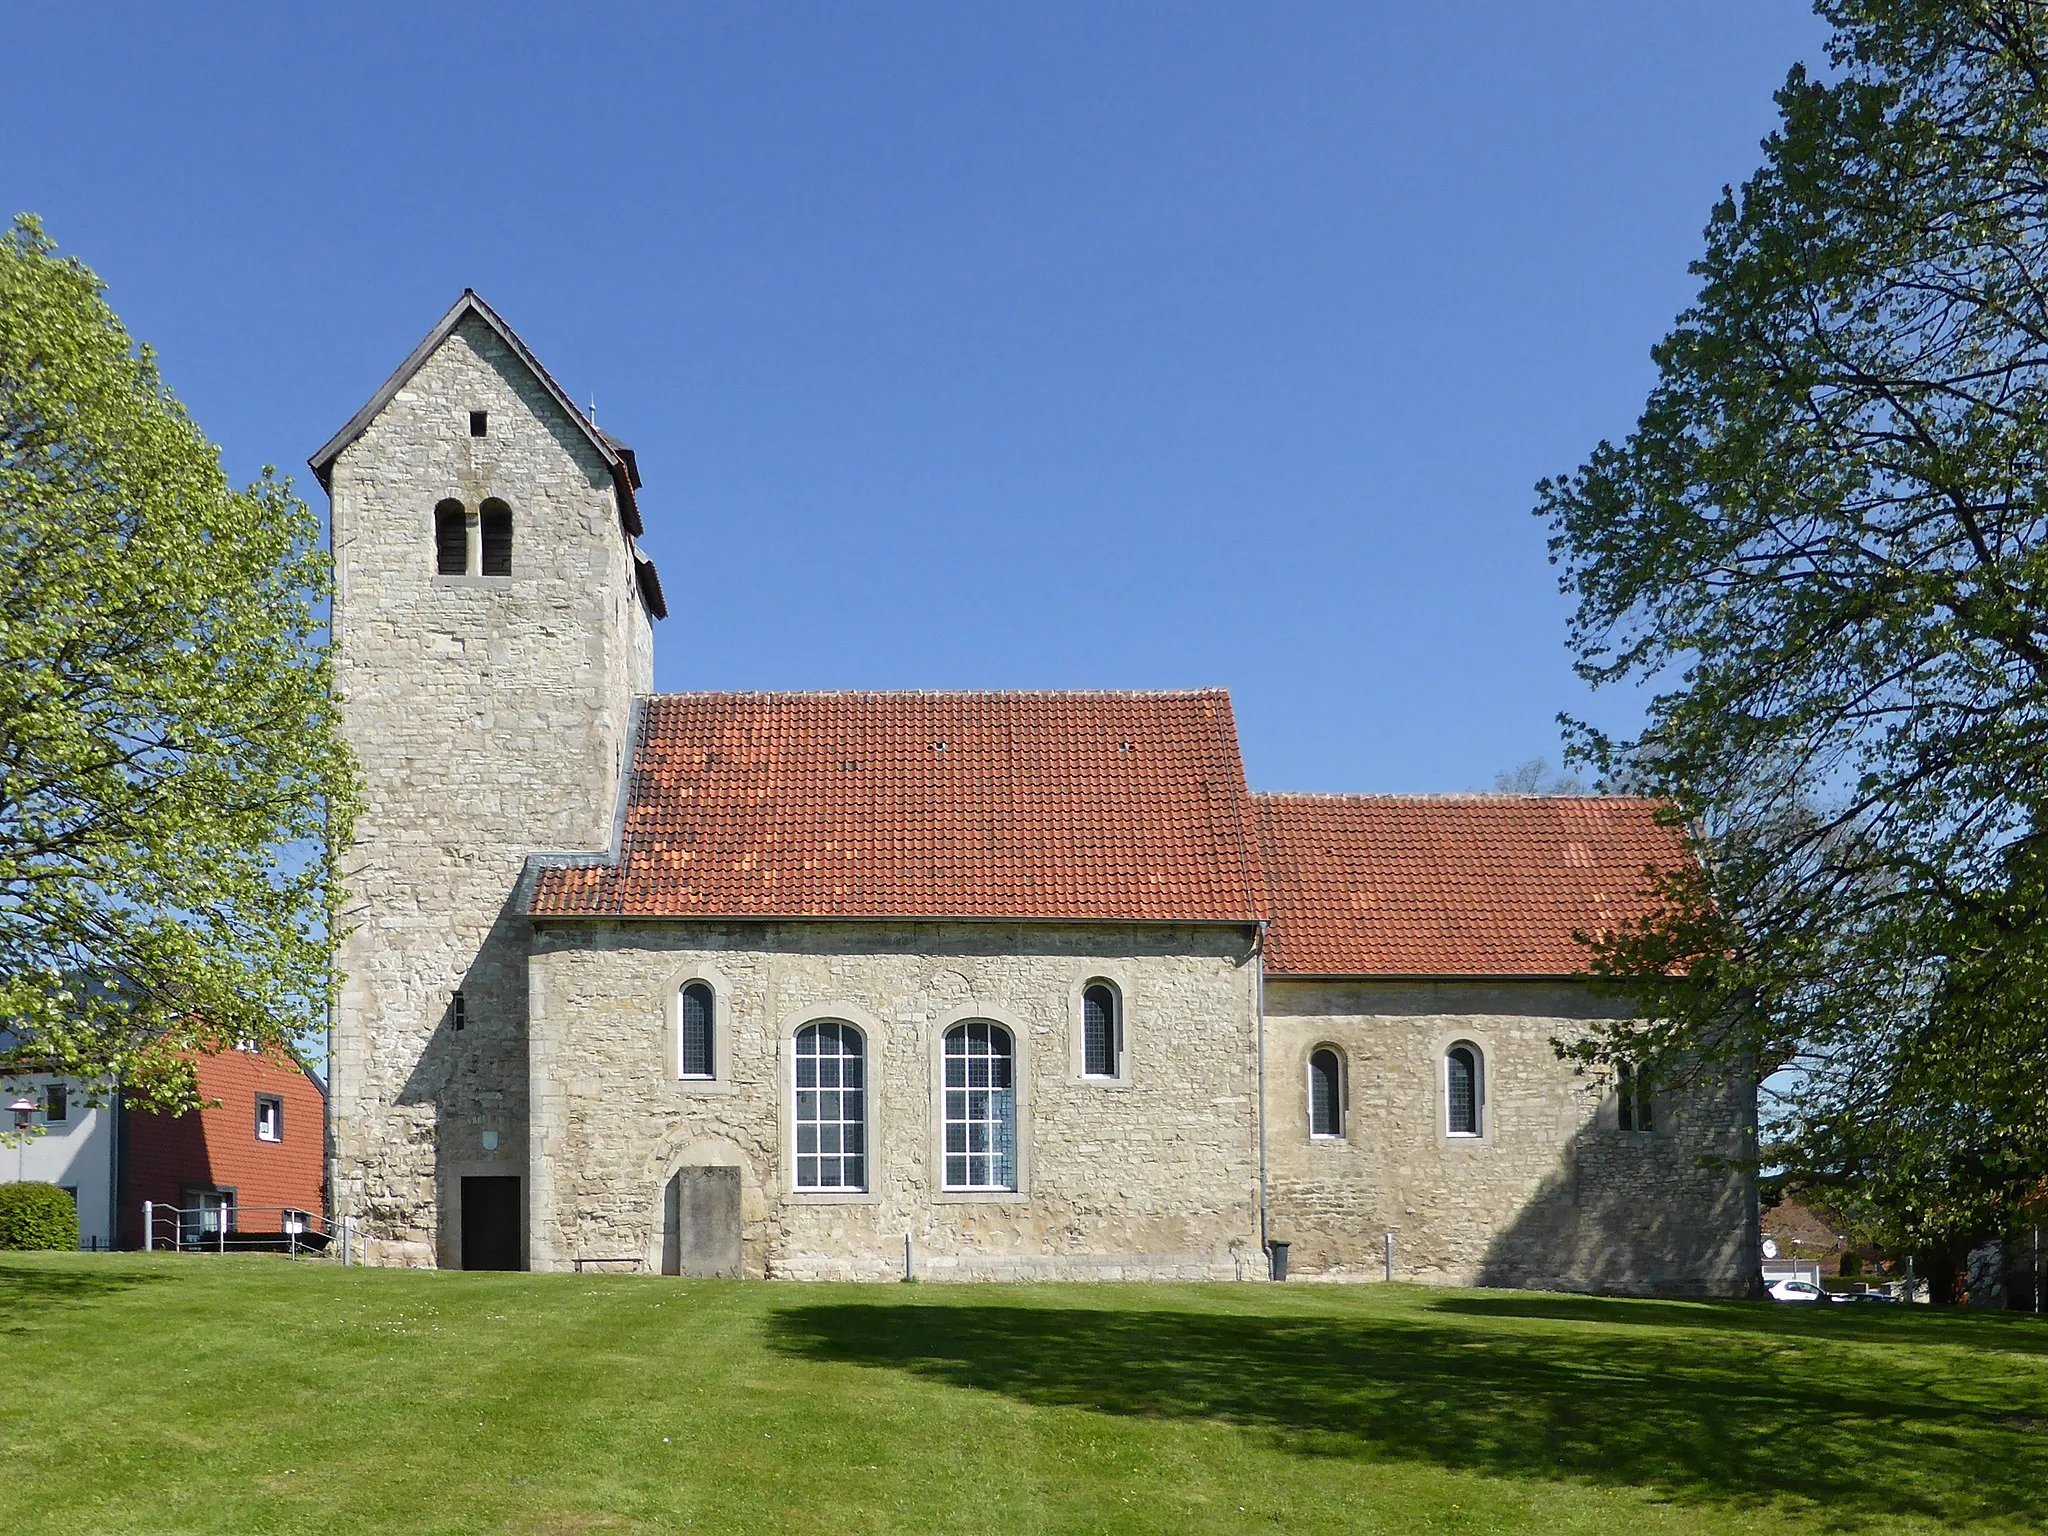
(469, 410, 488, 437)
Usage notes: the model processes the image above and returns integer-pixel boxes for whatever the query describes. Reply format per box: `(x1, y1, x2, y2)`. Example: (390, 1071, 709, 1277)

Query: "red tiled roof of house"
(1253, 793, 1689, 976)
(528, 691, 1268, 922)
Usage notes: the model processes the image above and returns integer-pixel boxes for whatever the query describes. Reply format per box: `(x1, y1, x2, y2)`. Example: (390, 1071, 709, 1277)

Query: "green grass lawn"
(5, 1255, 2047, 1534)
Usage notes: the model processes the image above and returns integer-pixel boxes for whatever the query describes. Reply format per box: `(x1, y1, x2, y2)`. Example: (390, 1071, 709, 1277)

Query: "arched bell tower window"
(479, 498, 513, 575)
(434, 499, 468, 574)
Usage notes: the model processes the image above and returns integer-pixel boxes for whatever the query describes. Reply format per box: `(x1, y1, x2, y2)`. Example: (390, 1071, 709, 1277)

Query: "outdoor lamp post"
(7, 1096, 36, 1184)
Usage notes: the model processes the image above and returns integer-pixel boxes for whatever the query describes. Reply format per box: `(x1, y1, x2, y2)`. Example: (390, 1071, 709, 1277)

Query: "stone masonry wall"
(327, 313, 653, 1266)
(526, 921, 1265, 1279)
(1264, 978, 1758, 1296)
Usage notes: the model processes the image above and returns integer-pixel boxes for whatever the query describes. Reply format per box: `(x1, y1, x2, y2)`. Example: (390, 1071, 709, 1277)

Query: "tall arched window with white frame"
(943, 1020, 1016, 1190)
(794, 1021, 866, 1190)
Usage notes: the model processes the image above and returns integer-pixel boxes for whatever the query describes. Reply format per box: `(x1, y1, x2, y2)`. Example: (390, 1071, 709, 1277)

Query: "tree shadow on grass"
(0, 1257, 170, 1331)
(767, 1299, 2048, 1530)
(1431, 1292, 2048, 1356)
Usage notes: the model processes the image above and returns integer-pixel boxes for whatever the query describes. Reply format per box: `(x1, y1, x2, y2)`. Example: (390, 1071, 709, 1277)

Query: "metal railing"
(142, 1201, 356, 1263)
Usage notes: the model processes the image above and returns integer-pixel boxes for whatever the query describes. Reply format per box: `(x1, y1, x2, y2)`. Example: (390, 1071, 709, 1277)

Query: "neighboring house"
(118, 1047, 326, 1250)
(313, 290, 1759, 1290)
(0, 1065, 118, 1248)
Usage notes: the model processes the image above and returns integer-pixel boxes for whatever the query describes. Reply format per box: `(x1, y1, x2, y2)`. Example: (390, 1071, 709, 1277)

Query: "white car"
(1767, 1277, 1828, 1303)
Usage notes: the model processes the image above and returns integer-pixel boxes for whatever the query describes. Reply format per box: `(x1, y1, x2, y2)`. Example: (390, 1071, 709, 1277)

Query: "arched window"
(794, 1022, 866, 1190)
(479, 498, 512, 575)
(943, 1020, 1016, 1190)
(1446, 1043, 1483, 1137)
(1618, 1061, 1654, 1133)
(679, 981, 714, 1079)
(1082, 981, 1120, 1078)
(1309, 1047, 1343, 1138)
(434, 499, 468, 574)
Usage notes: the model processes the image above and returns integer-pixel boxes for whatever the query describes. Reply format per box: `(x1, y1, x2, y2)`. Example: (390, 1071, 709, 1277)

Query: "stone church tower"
(311, 293, 661, 1266)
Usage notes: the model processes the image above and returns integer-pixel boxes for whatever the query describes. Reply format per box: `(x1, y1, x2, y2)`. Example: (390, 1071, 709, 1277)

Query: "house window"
(180, 1188, 235, 1247)
(1082, 981, 1120, 1078)
(435, 499, 468, 574)
(450, 990, 466, 1032)
(256, 1094, 283, 1143)
(680, 982, 714, 1079)
(469, 409, 488, 437)
(943, 1020, 1017, 1191)
(42, 1083, 67, 1124)
(794, 1022, 866, 1190)
(1447, 1043, 1484, 1137)
(1618, 1062, 1655, 1133)
(479, 498, 512, 575)
(1309, 1048, 1343, 1138)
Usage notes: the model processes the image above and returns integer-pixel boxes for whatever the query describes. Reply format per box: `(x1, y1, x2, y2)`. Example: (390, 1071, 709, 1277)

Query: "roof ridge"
(643, 687, 1234, 702)
(1253, 790, 1661, 805)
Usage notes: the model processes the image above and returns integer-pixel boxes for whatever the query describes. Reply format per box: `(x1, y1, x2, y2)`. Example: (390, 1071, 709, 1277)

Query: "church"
(313, 291, 1758, 1292)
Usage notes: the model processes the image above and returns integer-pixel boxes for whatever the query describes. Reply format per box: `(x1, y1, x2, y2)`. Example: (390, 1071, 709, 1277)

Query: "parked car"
(1834, 1289, 1901, 1304)
(1768, 1277, 1828, 1302)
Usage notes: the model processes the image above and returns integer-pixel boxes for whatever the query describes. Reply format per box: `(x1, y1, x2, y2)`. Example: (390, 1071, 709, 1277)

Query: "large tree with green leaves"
(1540, 3, 2048, 1284)
(0, 215, 356, 1113)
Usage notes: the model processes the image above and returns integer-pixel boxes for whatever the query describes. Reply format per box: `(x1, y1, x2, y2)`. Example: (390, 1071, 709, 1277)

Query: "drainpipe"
(1252, 921, 1270, 1265)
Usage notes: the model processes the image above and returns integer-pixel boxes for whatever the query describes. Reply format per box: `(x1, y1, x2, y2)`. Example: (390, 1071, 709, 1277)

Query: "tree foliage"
(0, 215, 356, 1113)
(1539, 4, 2048, 1259)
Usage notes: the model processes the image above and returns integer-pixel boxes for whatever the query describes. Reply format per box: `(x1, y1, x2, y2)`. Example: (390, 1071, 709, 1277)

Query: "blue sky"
(9, 2, 1825, 794)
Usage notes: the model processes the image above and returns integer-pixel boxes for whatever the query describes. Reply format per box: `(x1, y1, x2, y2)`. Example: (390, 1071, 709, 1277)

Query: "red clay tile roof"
(1253, 793, 1689, 977)
(528, 691, 1267, 922)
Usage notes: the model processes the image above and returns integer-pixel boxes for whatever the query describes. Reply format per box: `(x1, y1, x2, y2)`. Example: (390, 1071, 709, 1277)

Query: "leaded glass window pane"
(1447, 1046, 1479, 1136)
(1309, 1048, 1342, 1137)
(794, 1022, 866, 1190)
(943, 1021, 1016, 1190)
(1083, 984, 1118, 1077)
(681, 982, 714, 1078)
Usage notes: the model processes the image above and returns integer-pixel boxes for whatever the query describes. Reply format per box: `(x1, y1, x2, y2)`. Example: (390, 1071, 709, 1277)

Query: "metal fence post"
(1384, 1230, 1395, 1283)
(143, 1200, 152, 1252)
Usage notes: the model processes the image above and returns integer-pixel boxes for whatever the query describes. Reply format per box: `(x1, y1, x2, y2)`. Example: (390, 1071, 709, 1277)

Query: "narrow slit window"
(434, 499, 468, 574)
(1309, 1049, 1343, 1138)
(680, 982, 714, 1079)
(1619, 1061, 1655, 1133)
(1082, 982, 1119, 1078)
(479, 499, 512, 575)
(1447, 1044, 1482, 1137)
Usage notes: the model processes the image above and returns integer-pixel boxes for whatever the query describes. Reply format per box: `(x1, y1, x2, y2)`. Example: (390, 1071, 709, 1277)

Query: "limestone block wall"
(526, 920, 1265, 1279)
(1264, 978, 1758, 1296)
(327, 312, 653, 1266)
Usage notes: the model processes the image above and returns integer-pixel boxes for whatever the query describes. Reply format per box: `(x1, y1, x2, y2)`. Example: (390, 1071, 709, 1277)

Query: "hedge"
(0, 1181, 80, 1250)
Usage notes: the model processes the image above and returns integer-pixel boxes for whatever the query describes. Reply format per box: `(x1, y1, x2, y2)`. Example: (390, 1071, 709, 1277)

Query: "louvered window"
(1082, 982, 1119, 1078)
(480, 498, 512, 575)
(434, 499, 468, 574)
(680, 982, 714, 1079)
(1309, 1048, 1343, 1137)
(794, 1022, 866, 1190)
(944, 1020, 1017, 1190)
(1447, 1044, 1482, 1136)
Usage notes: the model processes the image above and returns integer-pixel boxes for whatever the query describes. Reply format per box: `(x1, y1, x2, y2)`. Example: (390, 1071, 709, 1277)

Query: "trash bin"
(1268, 1240, 1290, 1281)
